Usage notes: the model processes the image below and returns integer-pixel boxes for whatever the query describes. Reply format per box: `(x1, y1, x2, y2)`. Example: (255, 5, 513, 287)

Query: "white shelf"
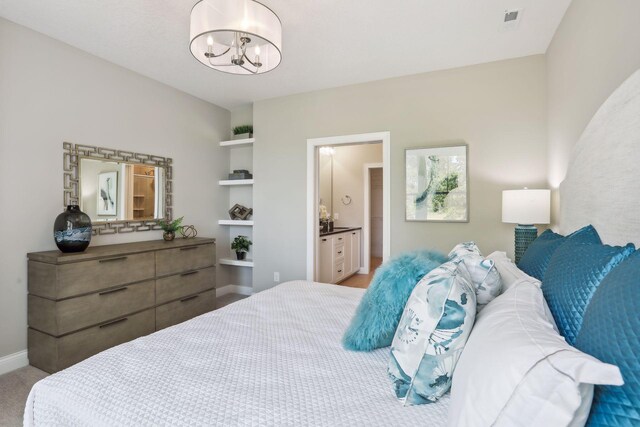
(220, 137, 255, 147)
(219, 179, 254, 186)
(218, 220, 254, 226)
(219, 258, 254, 267)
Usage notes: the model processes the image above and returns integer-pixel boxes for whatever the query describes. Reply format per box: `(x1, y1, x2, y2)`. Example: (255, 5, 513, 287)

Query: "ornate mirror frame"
(63, 142, 173, 235)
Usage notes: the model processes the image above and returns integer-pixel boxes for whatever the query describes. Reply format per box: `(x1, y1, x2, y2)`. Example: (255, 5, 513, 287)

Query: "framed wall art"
(97, 171, 118, 216)
(405, 144, 468, 222)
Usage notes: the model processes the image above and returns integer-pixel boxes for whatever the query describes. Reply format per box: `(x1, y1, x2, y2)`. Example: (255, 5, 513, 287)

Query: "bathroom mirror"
(63, 142, 172, 234)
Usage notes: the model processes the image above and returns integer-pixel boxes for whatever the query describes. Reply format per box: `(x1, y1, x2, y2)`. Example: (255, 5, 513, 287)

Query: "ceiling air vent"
(504, 10, 519, 22)
(502, 9, 522, 30)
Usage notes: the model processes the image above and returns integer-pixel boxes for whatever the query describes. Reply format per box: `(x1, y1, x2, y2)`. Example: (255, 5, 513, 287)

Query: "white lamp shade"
(502, 189, 550, 224)
(190, 0, 282, 74)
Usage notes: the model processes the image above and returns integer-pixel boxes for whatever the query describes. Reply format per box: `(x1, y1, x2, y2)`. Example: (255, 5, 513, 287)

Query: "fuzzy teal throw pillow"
(342, 250, 447, 352)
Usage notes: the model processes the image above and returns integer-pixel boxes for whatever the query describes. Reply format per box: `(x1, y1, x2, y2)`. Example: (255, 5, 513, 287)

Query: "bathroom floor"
(339, 257, 382, 289)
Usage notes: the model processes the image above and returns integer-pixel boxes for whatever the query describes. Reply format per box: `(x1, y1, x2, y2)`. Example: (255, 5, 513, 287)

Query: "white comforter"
(25, 281, 450, 426)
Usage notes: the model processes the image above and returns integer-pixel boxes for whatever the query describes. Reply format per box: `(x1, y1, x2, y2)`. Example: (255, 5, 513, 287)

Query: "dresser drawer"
(155, 243, 215, 277)
(156, 267, 215, 305)
(156, 289, 215, 330)
(28, 280, 155, 336)
(28, 309, 155, 373)
(334, 243, 346, 260)
(52, 252, 155, 299)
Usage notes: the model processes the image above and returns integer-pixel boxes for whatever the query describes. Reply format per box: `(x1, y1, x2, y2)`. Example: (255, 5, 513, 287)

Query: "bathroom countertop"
(319, 226, 362, 237)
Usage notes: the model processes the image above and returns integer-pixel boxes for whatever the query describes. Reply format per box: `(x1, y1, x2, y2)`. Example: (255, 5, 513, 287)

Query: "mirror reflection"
(318, 146, 334, 218)
(79, 158, 166, 222)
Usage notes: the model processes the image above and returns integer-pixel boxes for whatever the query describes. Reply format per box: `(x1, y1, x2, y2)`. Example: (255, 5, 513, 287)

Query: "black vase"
(53, 205, 92, 253)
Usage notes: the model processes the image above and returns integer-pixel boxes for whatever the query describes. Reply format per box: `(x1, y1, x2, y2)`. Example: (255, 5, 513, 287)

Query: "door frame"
(306, 131, 391, 281)
(362, 163, 383, 274)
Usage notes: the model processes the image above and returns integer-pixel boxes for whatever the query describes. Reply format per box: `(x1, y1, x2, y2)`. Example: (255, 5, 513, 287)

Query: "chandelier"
(190, 0, 282, 75)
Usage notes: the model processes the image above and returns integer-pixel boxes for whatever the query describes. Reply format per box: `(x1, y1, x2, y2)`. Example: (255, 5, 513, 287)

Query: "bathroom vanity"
(318, 227, 361, 284)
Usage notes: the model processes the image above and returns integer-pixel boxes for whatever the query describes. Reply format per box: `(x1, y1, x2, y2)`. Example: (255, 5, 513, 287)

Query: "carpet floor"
(0, 366, 48, 426)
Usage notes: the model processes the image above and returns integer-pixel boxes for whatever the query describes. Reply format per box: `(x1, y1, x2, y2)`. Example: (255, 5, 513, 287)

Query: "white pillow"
(388, 261, 476, 405)
(486, 251, 537, 292)
(447, 281, 623, 427)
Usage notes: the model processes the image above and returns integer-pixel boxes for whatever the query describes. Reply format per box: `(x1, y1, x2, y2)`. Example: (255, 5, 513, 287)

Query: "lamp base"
(514, 224, 538, 264)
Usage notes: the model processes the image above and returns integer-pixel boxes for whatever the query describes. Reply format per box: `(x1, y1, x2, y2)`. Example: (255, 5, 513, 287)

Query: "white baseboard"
(216, 284, 253, 297)
(0, 350, 29, 376)
(358, 267, 369, 274)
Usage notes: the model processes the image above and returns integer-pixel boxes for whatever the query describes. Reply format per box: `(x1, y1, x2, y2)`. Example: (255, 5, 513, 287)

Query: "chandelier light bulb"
(206, 35, 214, 46)
(254, 45, 261, 56)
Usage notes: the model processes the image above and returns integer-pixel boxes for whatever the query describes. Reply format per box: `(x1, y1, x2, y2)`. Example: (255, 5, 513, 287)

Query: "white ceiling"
(0, 0, 571, 110)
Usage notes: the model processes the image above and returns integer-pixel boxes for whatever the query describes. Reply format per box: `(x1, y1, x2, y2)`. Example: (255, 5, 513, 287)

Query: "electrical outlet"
(274, 272, 280, 282)
(333, 213, 339, 220)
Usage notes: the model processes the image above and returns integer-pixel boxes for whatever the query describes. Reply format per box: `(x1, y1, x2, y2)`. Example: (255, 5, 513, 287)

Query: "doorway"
(306, 132, 390, 283)
(364, 163, 383, 274)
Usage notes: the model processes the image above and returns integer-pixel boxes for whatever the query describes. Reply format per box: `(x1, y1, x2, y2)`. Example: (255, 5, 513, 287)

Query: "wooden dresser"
(27, 238, 216, 373)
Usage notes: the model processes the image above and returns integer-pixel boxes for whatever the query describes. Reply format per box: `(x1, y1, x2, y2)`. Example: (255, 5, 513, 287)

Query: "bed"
(25, 69, 640, 426)
(25, 281, 450, 426)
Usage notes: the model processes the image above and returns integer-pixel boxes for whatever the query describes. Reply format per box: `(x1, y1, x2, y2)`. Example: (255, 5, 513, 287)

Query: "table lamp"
(502, 188, 551, 263)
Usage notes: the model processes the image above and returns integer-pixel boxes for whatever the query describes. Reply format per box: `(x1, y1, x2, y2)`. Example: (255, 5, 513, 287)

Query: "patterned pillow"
(575, 250, 640, 426)
(518, 225, 601, 280)
(342, 250, 447, 351)
(449, 242, 502, 311)
(542, 241, 635, 345)
(388, 261, 476, 405)
(448, 241, 481, 260)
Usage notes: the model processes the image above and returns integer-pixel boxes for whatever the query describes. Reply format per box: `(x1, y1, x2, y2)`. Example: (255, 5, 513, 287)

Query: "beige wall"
(0, 18, 230, 360)
(547, 0, 640, 223)
(253, 55, 548, 291)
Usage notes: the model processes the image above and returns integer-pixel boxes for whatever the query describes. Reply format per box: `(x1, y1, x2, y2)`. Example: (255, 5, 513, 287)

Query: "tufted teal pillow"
(576, 250, 640, 426)
(542, 241, 635, 345)
(518, 225, 601, 280)
(342, 250, 447, 352)
(388, 261, 476, 405)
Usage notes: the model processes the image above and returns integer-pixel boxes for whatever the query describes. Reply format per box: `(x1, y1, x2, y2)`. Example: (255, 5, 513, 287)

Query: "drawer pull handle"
(337, 251, 342, 255)
(338, 270, 343, 273)
(180, 246, 199, 251)
(352, 232, 356, 235)
(99, 287, 128, 296)
(181, 270, 199, 277)
(99, 317, 128, 329)
(322, 238, 327, 242)
(181, 295, 199, 303)
(99, 256, 128, 263)
(338, 237, 343, 241)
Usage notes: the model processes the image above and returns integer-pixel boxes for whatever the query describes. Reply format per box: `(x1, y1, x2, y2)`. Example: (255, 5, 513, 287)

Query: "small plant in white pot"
(231, 235, 252, 260)
(232, 125, 253, 140)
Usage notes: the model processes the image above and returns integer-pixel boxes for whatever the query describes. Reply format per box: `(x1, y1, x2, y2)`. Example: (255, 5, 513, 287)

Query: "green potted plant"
(158, 216, 183, 241)
(232, 125, 253, 140)
(231, 235, 252, 260)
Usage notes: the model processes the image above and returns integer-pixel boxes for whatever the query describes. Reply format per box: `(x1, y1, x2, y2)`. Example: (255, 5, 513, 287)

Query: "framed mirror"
(63, 142, 173, 235)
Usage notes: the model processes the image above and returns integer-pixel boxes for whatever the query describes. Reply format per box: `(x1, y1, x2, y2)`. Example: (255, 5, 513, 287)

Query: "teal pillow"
(542, 241, 635, 345)
(342, 250, 447, 352)
(388, 261, 476, 404)
(518, 225, 601, 280)
(575, 251, 640, 426)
